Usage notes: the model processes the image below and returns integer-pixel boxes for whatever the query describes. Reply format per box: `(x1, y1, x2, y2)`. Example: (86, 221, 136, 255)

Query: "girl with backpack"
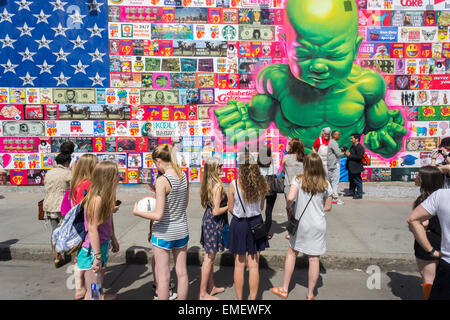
(133, 144, 190, 300)
(43, 151, 72, 268)
(77, 161, 120, 300)
(199, 157, 228, 300)
(69, 154, 98, 300)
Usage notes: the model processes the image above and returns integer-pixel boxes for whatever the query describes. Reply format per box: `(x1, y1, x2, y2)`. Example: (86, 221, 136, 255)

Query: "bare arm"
(186, 172, 190, 209)
(212, 184, 228, 216)
(407, 205, 441, 258)
(227, 182, 235, 214)
(286, 184, 298, 214)
(88, 196, 102, 272)
(133, 176, 167, 221)
(324, 196, 332, 212)
(438, 163, 450, 174)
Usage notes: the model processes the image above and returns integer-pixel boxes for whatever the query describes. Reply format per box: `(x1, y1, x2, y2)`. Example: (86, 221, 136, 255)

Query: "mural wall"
(0, 0, 448, 185)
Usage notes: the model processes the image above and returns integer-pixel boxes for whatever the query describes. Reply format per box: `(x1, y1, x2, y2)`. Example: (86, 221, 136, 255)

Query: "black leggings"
(264, 193, 277, 234)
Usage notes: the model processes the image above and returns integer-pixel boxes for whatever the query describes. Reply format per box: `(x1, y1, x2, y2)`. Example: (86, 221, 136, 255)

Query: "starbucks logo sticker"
(222, 25, 236, 40)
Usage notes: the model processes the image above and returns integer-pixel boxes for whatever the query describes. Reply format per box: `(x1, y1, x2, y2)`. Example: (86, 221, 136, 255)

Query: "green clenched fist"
(214, 100, 260, 143)
(364, 109, 407, 158)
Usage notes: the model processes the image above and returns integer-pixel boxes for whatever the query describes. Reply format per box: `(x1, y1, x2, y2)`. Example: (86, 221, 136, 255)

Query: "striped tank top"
(152, 173, 189, 241)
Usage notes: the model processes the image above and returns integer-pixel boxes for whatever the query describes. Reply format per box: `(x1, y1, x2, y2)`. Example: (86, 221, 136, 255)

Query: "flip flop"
(270, 287, 288, 299)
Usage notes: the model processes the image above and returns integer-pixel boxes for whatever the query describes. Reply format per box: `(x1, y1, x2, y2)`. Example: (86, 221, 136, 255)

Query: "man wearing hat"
(431, 137, 450, 188)
(312, 127, 331, 175)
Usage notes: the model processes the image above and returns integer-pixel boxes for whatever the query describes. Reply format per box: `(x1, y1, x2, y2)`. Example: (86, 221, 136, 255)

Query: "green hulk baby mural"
(215, 0, 407, 158)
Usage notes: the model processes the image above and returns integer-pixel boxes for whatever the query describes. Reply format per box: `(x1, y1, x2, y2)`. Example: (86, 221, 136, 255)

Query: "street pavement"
(0, 259, 423, 300)
(0, 182, 420, 272)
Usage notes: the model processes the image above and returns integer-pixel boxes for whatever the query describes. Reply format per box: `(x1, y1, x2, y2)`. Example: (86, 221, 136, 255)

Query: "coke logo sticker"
(399, 0, 424, 7)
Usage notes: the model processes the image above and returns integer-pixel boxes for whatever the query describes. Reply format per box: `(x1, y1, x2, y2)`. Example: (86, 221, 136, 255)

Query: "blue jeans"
(349, 172, 363, 197)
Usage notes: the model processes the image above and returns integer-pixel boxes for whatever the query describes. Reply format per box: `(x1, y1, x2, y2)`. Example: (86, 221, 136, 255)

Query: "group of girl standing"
(45, 138, 335, 300)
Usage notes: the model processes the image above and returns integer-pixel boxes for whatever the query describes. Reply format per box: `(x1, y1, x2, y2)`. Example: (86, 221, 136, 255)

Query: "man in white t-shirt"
(407, 189, 450, 299)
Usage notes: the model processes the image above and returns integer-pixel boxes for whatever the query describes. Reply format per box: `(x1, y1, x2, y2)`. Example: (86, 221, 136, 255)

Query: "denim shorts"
(151, 235, 189, 250)
(76, 240, 110, 271)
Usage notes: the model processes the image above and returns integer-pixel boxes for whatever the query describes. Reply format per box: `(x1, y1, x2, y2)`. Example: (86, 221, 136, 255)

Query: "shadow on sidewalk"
(269, 220, 288, 237)
(104, 263, 153, 300)
(386, 271, 423, 300)
(0, 239, 19, 261)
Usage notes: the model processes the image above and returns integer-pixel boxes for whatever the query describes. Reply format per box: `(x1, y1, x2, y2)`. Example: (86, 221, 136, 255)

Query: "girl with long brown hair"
(282, 137, 305, 239)
(227, 152, 269, 300)
(133, 144, 190, 300)
(76, 161, 120, 300)
(69, 154, 98, 300)
(199, 156, 228, 300)
(411, 166, 444, 300)
(271, 152, 333, 300)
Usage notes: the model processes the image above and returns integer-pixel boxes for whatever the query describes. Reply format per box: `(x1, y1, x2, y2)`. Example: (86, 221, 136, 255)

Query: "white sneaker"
(152, 280, 178, 300)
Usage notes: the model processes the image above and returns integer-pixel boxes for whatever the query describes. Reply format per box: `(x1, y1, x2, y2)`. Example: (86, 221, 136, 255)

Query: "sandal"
(306, 294, 315, 300)
(270, 287, 288, 299)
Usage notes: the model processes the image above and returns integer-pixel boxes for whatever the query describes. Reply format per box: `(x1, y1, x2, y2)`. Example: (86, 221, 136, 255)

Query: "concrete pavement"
(0, 260, 424, 300)
(0, 182, 420, 272)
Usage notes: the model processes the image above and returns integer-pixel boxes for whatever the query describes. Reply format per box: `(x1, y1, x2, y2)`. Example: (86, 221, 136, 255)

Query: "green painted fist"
(214, 100, 260, 143)
(364, 109, 408, 158)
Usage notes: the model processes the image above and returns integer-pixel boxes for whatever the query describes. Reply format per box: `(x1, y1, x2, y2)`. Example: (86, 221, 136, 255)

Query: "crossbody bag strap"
(236, 181, 264, 231)
(235, 180, 246, 216)
(294, 194, 314, 233)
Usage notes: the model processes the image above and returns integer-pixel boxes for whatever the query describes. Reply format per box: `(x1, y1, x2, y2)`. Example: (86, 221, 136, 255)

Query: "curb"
(0, 244, 417, 272)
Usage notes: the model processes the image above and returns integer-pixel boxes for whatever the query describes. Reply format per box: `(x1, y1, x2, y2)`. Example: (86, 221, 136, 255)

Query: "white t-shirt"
(421, 189, 450, 264)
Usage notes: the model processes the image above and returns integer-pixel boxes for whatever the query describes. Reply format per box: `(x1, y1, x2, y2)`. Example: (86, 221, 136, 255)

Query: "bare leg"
(247, 252, 260, 300)
(153, 245, 171, 300)
(234, 254, 246, 300)
(173, 245, 189, 300)
(200, 252, 218, 300)
(416, 258, 439, 300)
(73, 263, 86, 299)
(282, 247, 299, 292)
(152, 255, 157, 289)
(307, 255, 320, 299)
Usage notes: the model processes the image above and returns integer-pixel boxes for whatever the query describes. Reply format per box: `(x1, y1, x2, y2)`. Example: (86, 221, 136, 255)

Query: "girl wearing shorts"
(133, 144, 189, 300)
(77, 161, 120, 300)
(70, 154, 98, 300)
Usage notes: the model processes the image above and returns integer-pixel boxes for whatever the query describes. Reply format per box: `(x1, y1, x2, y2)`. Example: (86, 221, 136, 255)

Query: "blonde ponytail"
(153, 144, 183, 179)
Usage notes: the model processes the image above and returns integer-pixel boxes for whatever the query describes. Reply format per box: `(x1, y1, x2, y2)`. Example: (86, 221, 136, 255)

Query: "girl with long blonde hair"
(271, 152, 333, 300)
(76, 161, 120, 300)
(133, 144, 190, 300)
(199, 156, 228, 300)
(227, 152, 269, 300)
(69, 154, 98, 300)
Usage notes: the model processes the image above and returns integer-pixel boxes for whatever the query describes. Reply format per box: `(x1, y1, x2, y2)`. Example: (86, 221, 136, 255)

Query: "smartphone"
(115, 200, 122, 206)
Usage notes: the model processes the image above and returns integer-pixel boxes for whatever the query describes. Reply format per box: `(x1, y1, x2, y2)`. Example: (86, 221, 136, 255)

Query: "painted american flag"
(0, 0, 109, 87)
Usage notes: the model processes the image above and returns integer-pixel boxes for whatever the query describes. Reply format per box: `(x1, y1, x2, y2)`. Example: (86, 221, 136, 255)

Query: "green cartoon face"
(285, 0, 362, 89)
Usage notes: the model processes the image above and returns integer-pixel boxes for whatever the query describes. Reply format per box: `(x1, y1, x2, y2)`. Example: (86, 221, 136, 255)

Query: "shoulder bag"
(286, 194, 314, 236)
(236, 181, 267, 241)
(38, 199, 44, 220)
(265, 162, 284, 194)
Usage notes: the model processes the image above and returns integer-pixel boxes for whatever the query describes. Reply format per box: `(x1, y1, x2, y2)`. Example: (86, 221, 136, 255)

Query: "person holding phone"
(430, 137, 450, 188)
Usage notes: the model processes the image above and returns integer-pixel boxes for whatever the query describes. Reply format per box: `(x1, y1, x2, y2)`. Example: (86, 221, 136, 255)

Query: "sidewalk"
(0, 182, 420, 272)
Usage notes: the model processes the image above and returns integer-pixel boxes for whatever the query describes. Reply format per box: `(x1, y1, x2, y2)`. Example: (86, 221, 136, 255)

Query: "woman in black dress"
(412, 166, 444, 299)
(199, 157, 228, 300)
